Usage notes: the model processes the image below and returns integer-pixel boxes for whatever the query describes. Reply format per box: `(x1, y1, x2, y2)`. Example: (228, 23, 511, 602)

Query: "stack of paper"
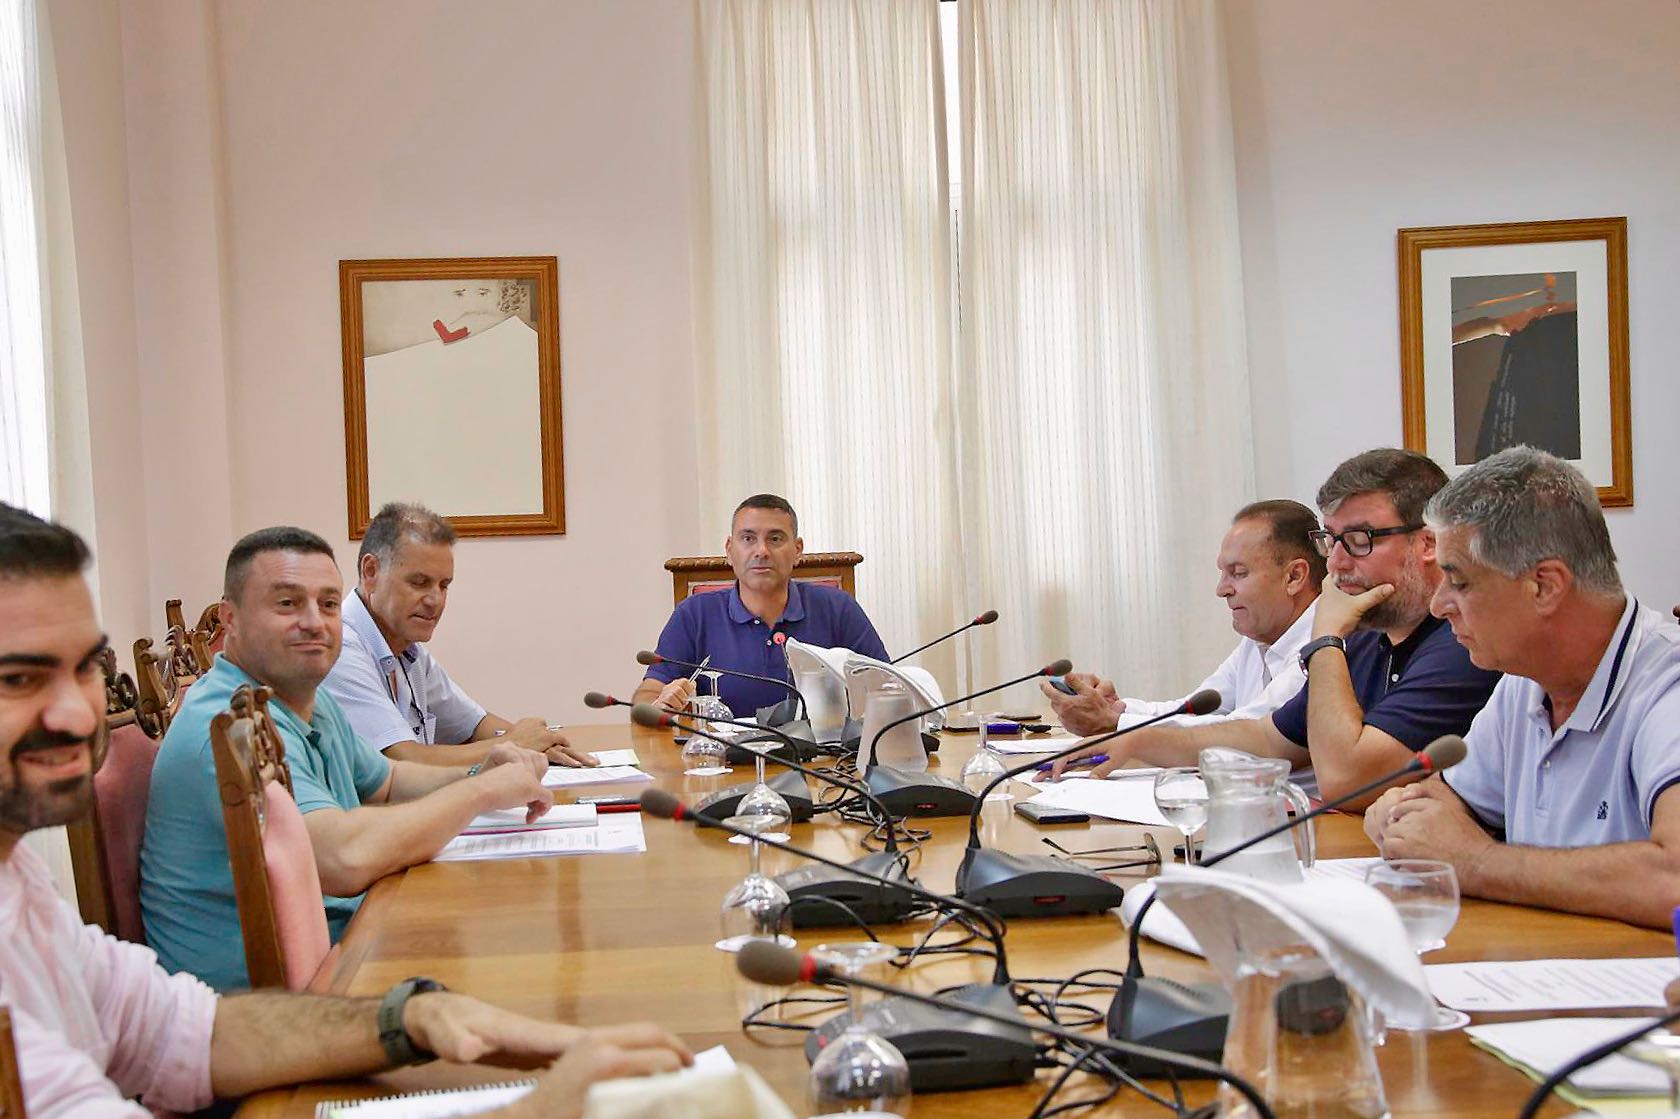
(1017, 773, 1172, 825)
(542, 765, 653, 789)
(1466, 1018, 1671, 1112)
(462, 803, 597, 835)
(434, 813, 647, 862)
(1427, 958, 1679, 1012)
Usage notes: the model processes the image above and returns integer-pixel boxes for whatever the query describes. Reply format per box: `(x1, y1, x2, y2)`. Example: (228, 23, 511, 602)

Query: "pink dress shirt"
(0, 843, 217, 1118)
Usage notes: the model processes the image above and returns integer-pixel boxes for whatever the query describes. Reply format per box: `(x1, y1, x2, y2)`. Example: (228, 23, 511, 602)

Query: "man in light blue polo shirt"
(141, 527, 554, 990)
(322, 502, 596, 768)
(1366, 447, 1680, 929)
(633, 494, 889, 716)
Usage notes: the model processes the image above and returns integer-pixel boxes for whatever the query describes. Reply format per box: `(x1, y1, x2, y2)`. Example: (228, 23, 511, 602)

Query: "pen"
(688, 654, 711, 681)
(1035, 754, 1108, 773)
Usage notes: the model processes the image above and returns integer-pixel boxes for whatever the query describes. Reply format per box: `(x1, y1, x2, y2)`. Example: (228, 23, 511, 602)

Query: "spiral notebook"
(313, 1079, 535, 1118)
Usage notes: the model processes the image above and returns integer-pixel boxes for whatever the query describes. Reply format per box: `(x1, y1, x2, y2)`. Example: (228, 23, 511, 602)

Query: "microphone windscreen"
(1421, 734, 1468, 772)
(1184, 688, 1222, 716)
(639, 788, 686, 820)
(583, 691, 615, 709)
(635, 650, 662, 667)
(736, 940, 807, 986)
(629, 703, 669, 729)
(975, 609, 999, 625)
(772, 632, 787, 646)
(1042, 658, 1073, 677)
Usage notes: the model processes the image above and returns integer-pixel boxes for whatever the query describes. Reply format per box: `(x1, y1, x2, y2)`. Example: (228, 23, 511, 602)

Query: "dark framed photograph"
(1398, 217, 1631, 507)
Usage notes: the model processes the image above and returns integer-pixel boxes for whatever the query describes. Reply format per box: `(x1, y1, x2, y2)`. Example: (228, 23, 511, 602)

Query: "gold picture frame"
(1398, 216, 1630, 507)
(340, 255, 565, 537)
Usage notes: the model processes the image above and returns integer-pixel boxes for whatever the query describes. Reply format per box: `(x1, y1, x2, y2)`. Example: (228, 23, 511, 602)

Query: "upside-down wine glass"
(806, 941, 912, 1115)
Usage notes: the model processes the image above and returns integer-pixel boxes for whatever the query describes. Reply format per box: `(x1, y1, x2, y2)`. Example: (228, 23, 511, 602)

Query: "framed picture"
(1397, 217, 1631, 507)
(339, 256, 565, 537)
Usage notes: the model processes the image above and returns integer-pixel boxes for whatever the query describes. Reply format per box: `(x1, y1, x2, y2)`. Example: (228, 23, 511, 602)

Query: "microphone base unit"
(803, 982, 1037, 1092)
(840, 729, 941, 762)
(954, 847, 1127, 918)
(775, 849, 920, 928)
(724, 734, 824, 767)
(865, 765, 978, 818)
(691, 770, 815, 827)
(1104, 977, 1231, 1076)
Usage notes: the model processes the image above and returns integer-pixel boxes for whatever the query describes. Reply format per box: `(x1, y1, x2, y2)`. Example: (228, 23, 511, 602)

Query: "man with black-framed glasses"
(1051, 448, 1500, 809)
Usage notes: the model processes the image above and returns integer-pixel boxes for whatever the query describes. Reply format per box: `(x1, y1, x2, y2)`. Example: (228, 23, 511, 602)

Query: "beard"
(0, 726, 95, 836)
(1349, 557, 1432, 633)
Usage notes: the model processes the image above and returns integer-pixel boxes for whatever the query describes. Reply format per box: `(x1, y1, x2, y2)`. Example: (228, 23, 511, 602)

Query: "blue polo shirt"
(645, 581, 889, 715)
(1271, 613, 1501, 761)
(140, 655, 390, 991)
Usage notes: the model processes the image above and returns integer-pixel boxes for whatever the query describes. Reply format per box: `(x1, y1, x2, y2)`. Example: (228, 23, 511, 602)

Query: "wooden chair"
(664, 551, 864, 606)
(211, 685, 332, 990)
(0, 1007, 25, 1119)
(192, 602, 223, 668)
(133, 626, 199, 739)
(65, 648, 160, 942)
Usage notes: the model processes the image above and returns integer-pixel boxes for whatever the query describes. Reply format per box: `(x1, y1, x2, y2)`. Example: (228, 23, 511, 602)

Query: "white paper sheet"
(541, 764, 653, 789)
(462, 803, 596, 834)
(1465, 1018, 1669, 1095)
(587, 749, 641, 767)
(1427, 958, 1679, 1012)
(434, 814, 646, 862)
(1017, 776, 1172, 825)
(985, 735, 1083, 755)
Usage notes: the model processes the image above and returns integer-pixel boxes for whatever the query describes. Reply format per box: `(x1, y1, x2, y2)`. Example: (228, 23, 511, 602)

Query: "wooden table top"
(235, 724, 1668, 1118)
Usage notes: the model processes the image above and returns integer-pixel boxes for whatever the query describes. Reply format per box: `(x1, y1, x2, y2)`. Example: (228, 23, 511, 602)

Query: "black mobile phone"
(1015, 800, 1090, 825)
(1047, 675, 1078, 697)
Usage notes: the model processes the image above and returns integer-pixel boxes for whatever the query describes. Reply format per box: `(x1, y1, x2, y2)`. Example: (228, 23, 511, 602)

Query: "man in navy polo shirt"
(633, 494, 888, 716)
(1366, 448, 1680, 928)
(1052, 449, 1500, 808)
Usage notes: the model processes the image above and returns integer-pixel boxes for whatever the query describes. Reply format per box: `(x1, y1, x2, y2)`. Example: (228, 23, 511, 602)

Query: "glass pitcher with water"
(1221, 940, 1390, 1119)
(1199, 747, 1315, 882)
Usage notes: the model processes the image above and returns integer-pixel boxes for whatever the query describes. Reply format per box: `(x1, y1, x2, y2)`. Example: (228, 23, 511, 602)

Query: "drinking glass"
(959, 719, 1008, 796)
(683, 674, 734, 776)
(807, 941, 911, 1115)
(1153, 767, 1209, 865)
(1363, 859, 1470, 1031)
(729, 742, 793, 846)
(716, 814, 793, 953)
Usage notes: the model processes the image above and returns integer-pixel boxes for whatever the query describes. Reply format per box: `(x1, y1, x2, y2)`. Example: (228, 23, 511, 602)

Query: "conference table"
(234, 723, 1669, 1118)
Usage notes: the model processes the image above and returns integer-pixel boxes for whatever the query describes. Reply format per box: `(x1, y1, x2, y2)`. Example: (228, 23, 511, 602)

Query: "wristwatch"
(378, 976, 447, 1066)
(1298, 635, 1347, 673)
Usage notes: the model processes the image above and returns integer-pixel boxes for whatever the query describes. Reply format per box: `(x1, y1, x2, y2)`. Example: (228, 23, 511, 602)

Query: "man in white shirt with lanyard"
(323, 503, 596, 768)
(1366, 447, 1680, 928)
(1044, 500, 1325, 734)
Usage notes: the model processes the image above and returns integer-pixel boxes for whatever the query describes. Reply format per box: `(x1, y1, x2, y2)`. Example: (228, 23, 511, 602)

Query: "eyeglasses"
(1309, 524, 1423, 558)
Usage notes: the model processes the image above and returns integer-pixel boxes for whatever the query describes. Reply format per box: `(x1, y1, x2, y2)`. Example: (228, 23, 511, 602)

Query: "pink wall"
(51, 0, 706, 722)
(1224, 0, 1680, 607)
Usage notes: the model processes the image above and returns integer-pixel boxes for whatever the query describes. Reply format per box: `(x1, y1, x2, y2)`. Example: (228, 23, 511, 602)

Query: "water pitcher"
(1220, 942, 1390, 1119)
(1199, 747, 1315, 882)
(858, 680, 924, 771)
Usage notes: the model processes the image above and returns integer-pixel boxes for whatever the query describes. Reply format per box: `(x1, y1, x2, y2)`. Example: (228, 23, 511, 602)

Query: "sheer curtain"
(695, 0, 963, 674)
(0, 0, 49, 513)
(955, 0, 1253, 701)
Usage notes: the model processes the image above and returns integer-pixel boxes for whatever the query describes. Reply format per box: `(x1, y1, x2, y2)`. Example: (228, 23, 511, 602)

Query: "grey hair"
(357, 502, 456, 566)
(1424, 446, 1621, 596)
(1316, 448, 1449, 524)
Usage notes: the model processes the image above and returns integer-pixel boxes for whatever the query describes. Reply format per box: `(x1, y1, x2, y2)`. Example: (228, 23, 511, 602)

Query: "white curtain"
(956, 0, 1253, 701)
(0, 0, 50, 514)
(695, 0, 964, 680)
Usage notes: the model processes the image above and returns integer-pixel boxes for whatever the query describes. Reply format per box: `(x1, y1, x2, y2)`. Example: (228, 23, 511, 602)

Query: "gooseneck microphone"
(890, 609, 1000, 665)
(641, 788, 1012, 985)
(1110, 734, 1473, 1073)
(1515, 1008, 1680, 1119)
(965, 688, 1223, 850)
(736, 941, 1277, 1119)
(868, 658, 1073, 760)
(635, 650, 808, 719)
(583, 691, 630, 710)
(630, 704, 903, 852)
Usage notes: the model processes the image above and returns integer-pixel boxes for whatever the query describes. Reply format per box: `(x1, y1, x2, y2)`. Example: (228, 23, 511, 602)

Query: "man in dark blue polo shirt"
(633, 494, 889, 716)
(1052, 449, 1499, 808)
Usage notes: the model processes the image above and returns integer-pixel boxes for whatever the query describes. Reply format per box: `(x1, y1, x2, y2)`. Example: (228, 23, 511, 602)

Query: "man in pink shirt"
(0, 503, 691, 1118)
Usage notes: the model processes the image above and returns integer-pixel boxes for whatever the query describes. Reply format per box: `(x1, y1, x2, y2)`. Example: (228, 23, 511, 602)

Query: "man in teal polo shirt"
(141, 526, 554, 991)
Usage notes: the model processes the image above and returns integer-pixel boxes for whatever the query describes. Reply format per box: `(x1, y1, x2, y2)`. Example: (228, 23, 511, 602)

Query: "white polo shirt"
(321, 589, 487, 752)
(1444, 599, 1680, 845)
(1123, 600, 1318, 727)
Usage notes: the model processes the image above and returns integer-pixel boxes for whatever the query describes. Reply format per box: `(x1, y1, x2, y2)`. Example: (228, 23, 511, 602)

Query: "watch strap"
(378, 976, 446, 1066)
(1298, 635, 1347, 673)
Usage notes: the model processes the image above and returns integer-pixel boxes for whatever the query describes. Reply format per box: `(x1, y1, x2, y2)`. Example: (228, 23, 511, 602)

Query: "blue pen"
(1036, 754, 1108, 773)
